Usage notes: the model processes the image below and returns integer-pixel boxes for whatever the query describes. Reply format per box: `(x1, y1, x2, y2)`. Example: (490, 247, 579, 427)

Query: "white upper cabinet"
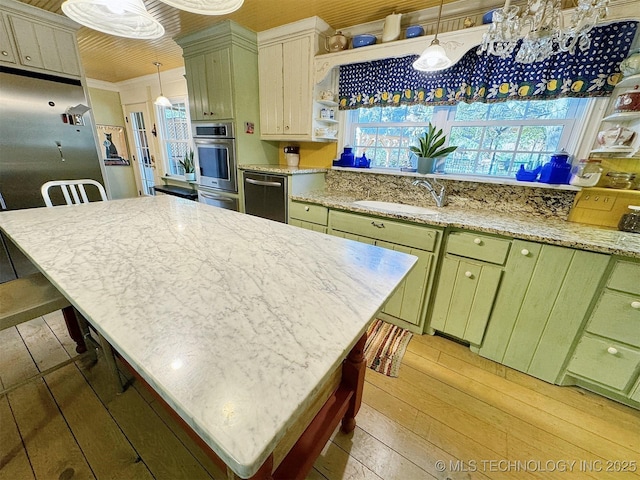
(258, 17, 332, 141)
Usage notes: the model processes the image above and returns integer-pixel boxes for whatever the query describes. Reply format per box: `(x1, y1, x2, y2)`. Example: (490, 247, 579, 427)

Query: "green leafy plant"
(410, 123, 458, 159)
(179, 149, 195, 174)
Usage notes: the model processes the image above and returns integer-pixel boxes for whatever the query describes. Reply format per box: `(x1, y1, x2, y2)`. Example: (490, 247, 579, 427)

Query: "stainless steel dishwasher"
(243, 171, 287, 223)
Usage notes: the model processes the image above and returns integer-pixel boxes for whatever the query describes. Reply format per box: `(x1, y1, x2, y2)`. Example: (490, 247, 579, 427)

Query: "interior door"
(123, 103, 158, 196)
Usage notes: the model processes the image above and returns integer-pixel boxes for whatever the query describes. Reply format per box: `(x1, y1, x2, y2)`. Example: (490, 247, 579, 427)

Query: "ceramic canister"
(382, 12, 402, 42)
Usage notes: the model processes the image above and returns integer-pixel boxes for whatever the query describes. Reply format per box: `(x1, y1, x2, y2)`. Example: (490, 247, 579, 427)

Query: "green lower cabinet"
(631, 378, 640, 404)
(376, 242, 434, 327)
(328, 210, 441, 333)
(479, 240, 610, 383)
(565, 335, 640, 392)
(289, 218, 327, 233)
(430, 256, 502, 347)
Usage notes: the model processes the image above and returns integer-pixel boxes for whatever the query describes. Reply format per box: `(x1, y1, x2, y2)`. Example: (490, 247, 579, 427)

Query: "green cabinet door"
(430, 256, 502, 347)
(184, 49, 233, 121)
(479, 240, 610, 383)
(377, 241, 434, 327)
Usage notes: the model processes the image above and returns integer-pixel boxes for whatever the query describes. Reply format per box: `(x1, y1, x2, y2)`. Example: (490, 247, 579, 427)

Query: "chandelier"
(477, 0, 610, 64)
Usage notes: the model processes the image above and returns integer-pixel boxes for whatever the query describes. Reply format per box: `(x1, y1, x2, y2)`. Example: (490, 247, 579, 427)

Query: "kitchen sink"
(353, 200, 439, 215)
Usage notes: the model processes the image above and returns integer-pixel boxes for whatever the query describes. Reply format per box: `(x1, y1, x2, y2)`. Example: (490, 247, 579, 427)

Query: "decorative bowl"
(613, 91, 640, 113)
(405, 25, 424, 38)
(352, 34, 376, 48)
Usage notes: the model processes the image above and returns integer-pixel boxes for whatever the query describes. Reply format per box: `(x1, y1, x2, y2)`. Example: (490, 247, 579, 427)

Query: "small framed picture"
(97, 124, 130, 165)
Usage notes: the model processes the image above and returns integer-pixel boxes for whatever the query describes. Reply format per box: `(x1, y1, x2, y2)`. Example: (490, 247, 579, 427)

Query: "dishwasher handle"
(245, 178, 282, 188)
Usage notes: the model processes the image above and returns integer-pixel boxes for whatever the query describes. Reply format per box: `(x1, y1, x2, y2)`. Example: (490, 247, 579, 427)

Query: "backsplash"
(325, 170, 578, 220)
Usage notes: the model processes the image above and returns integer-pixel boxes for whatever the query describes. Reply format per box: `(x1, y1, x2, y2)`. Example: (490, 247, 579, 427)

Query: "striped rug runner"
(364, 319, 413, 377)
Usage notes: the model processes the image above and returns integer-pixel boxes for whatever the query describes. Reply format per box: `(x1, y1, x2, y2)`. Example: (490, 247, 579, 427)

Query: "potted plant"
(179, 149, 196, 181)
(410, 123, 458, 174)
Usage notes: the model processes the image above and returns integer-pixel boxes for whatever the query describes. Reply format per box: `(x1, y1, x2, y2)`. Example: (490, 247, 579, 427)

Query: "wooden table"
(0, 195, 416, 479)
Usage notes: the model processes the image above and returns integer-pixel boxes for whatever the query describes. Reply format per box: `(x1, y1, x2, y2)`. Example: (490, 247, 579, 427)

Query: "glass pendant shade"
(413, 0, 452, 72)
(61, 0, 164, 39)
(413, 40, 452, 71)
(155, 95, 173, 107)
(153, 62, 173, 108)
(157, 0, 244, 15)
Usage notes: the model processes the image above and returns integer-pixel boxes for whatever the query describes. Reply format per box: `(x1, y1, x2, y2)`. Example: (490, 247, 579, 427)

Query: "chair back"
(41, 179, 108, 207)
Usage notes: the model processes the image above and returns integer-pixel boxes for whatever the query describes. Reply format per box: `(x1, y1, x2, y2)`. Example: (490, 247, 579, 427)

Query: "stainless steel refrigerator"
(0, 65, 104, 282)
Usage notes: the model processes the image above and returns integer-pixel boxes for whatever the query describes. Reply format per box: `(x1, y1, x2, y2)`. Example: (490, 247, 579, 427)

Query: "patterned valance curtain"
(338, 20, 638, 110)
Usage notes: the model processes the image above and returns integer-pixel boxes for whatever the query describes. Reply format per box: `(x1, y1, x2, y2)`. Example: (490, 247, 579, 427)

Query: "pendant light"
(153, 62, 173, 108)
(157, 0, 244, 15)
(413, 0, 452, 72)
(61, 0, 165, 40)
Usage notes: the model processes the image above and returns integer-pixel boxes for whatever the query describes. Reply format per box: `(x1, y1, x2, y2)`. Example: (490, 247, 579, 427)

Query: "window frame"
(342, 96, 601, 179)
(155, 96, 193, 179)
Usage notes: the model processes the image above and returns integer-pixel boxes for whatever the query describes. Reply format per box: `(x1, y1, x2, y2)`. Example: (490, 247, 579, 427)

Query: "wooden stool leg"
(341, 333, 366, 433)
(61, 306, 87, 353)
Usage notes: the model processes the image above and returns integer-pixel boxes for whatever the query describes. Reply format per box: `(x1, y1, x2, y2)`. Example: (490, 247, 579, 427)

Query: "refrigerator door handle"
(55, 141, 65, 162)
(0, 192, 6, 210)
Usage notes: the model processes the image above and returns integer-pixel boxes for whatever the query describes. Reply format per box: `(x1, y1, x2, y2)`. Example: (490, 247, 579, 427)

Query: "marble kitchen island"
(0, 195, 417, 479)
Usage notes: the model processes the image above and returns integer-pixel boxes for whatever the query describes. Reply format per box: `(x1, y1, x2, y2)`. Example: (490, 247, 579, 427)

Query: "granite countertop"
(239, 164, 328, 175)
(291, 191, 640, 259)
(0, 196, 415, 478)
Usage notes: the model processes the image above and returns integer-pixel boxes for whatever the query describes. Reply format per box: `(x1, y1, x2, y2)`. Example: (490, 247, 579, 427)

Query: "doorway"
(124, 103, 157, 196)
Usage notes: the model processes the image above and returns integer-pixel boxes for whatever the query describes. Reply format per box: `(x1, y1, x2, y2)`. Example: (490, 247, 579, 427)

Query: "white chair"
(41, 179, 108, 207)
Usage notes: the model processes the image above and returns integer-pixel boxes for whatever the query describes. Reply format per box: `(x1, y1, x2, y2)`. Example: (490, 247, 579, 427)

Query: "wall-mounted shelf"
(317, 99, 338, 107)
(591, 146, 635, 154)
(615, 73, 640, 90)
(316, 117, 338, 124)
(602, 111, 640, 123)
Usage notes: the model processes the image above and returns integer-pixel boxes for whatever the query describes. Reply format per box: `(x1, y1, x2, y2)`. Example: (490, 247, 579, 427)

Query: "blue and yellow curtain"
(338, 20, 638, 109)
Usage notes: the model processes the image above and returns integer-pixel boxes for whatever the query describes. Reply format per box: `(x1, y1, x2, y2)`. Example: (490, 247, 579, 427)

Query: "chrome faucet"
(412, 178, 447, 207)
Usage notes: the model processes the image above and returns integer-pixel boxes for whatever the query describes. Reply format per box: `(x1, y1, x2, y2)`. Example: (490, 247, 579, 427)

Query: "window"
(345, 97, 591, 177)
(157, 100, 191, 176)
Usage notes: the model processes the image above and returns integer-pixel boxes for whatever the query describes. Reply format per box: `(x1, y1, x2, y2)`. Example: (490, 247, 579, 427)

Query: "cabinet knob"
(521, 249, 530, 256)
(304, 206, 310, 211)
(473, 238, 482, 245)
(25, 55, 32, 61)
(203, 112, 208, 116)
(1, 51, 8, 56)
(631, 301, 640, 309)
(607, 346, 618, 355)
(465, 271, 473, 278)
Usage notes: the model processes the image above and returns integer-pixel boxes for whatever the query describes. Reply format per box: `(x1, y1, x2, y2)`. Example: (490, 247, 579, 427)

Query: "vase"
(185, 172, 196, 182)
(417, 157, 435, 174)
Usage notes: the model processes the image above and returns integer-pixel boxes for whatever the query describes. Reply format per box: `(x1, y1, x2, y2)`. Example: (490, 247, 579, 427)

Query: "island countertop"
(0, 195, 416, 478)
(290, 191, 640, 259)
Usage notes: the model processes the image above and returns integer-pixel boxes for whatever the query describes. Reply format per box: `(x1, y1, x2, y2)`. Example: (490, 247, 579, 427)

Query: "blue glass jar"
(340, 147, 355, 167)
(539, 150, 572, 184)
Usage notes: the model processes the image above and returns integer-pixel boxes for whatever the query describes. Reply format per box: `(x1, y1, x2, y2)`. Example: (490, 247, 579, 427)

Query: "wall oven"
(193, 122, 237, 193)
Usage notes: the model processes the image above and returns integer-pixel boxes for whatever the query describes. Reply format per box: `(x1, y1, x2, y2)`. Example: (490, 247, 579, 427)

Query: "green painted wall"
(88, 88, 138, 199)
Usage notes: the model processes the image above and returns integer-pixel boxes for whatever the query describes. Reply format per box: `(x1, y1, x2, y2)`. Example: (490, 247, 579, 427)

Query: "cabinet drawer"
(329, 210, 439, 251)
(587, 291, 640, 348)
(445, 231, 511, 265)
(607, 260, 640, 296)
(289, 201, 328, 226)
(567, 335, 640, 391)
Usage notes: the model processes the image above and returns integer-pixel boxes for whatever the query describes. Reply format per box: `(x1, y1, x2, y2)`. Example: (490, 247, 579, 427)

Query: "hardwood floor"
(1, 312, 639, 480)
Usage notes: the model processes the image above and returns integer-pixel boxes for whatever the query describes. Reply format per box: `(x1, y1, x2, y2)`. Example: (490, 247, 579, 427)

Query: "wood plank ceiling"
(17, 0, 458, 83)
